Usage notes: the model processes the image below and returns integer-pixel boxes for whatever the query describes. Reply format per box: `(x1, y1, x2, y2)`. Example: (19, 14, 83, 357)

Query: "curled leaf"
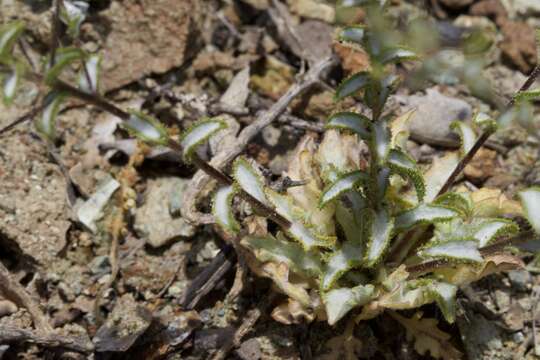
(326, 112, 371, 139)
(371, 117, 391, 164)
(0, 21, 25, 60)
(35, 91, 66, 141)
(323, 285, 375, 325)
(233, 157, 269, 206)
(339, 26, 365, 45)
(387, 149, 425, 202)
(321, 242, 363, 291)
(123, 110, 169, 146)
(1, 61, 24, 105)
(335, 72, 370, 100)
(473, 112, 497, 133)
(61, 0, 89, 38)
(213, 185, 239, 233)
(45, 47, 86, 85)
(78, 54, 101, 93)
(450, 121, 476, 155)
(180, 118, 225, 160)
(518, 187, 540, 234)
(395, 204, 458, 231)
(319, 171, 367, 208)
(364, 207, 394, 267)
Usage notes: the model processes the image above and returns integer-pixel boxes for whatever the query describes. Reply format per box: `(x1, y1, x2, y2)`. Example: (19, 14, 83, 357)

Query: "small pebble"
(0, 300, 18, 317)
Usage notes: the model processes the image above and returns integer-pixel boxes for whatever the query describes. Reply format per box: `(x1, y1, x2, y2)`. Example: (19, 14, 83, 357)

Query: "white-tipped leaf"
(123, 110, 169, 145)
(78, 54, 101, 93)
(387, 149, 426, 202)
(266, 189, 333, 249)
(324, 285, 375, 325)
(326, 112, 371, 139)
(61, 0, 89, 38)
(1, 62, 23, 105)
(213, 185, 239, 233)
(335, 72, 370, 100)
(0, 21, 25, 59)
(518, 187, 540, 234)
(319, 171, 367, 208)
(242, 233, 323, 277)
(450, 121, 476, 155)
(321, 242, 363, 291)
(372, 118, 391, 163)
(180, 118, 225, 160)
(429, 281, 458, 323)
(420, 240, 482, 262)
(35, 92, 65, 141)
(380, 47, 418, 64)
(233, 157, 269, 205)
(364, 207, 394, 267)
(395, 204, 458, 231)
(473, 219, 518, 247)
(45, 47, 86, 85)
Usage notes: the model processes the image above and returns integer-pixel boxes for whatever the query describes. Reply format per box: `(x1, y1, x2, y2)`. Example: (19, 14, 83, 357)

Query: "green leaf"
(242, 233, 323, 277)
(473, 112, 497, 133)
(380, 47, 418, 64)
(266, 189, 334, 249)
(61, 1, 89, 38)
(326, 112, 371, 139)
(462, 30, 493, 55)
(233, 156, 269, 206)
(433, 192, 473, 218)
(419, 240, 483, 263)
(35, 91, 66, 142)
(371, 117, 391, 164)
(364, 207, 394, 267)
(336, 193, 367, 243)
(429, 282, 457, 323)
(450, 121, 476, 155)
(395, 204, 458, 231)
(473, 219, 518, 247)
(518, 187, 540, 234)
(1, 61, 24, 105)
(387, 149, 425, 202)
(323, 285, 375, 325)
(339, 26, 365, 45)
(123, 110, 169, 146)
(335, 72, 370, 100)
(212, 185, 240, 234)
(44, 47, 86, 85)
(78, 54, 101, 93)
(319, 171, 368, 208)
(0, 21, 25, 60)
(321, 242, 363, 291)
(180, 118, 225, 160)
(513, 89, 540, 102)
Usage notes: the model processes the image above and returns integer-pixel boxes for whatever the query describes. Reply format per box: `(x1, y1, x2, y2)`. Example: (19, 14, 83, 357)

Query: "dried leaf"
(233, 156, 269, 206)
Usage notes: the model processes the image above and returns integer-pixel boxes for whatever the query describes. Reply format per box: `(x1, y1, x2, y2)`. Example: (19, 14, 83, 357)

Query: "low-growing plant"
(2, 0, 540, 357)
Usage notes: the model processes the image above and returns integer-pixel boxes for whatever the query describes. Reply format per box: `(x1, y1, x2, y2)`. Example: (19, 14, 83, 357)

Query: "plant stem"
(49, 0, 63, 67)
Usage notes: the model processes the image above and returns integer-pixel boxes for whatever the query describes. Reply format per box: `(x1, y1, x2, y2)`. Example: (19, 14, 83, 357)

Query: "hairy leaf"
(266, 189, 334, 249)
(233, 157, 269, 206)
(123, 110, 169, 146)
(395, 204, 458, 231)
(242, 234, 323, 277)
(45, 47, 86, 85)
(78, 54, 101, 93)
(317, 130, 363, 183)
(335, 72, 370, 100)
(473, 112, 497, 133)
(433, 192, 473, 218)
(213, 185, 239, 233)
(319, 171, 367, 208)
(0, 21, 25, 60)
(518, 187, 540, 234)
(473, 219, 518, 247)
(364, 207, 394, 267)
(321, 242, 363, 291)
(35, 91, 65, 141)
(324, 285, 375, 325)
(450, 121, 476, 155)
(387, 149, 425, 202)
(180, 118, 225, 160)
(326, 112, 371, 139)
(419, 240, 482, 263)
(371, 117, 391, 164)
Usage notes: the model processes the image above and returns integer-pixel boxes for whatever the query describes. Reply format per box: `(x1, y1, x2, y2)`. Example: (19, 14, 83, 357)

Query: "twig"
(49, 0, 63, 67)
(0, 101, 47, 136)
(437, 64, 540, 197)
(0, 325, 93, 354)
(181, 56, 337, 225)
(0, 262, 52, 332)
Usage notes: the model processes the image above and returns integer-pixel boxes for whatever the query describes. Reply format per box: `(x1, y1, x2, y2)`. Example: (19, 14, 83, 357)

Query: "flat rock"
(134, 177, 196, 248)
(396, 88, 472, 147)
